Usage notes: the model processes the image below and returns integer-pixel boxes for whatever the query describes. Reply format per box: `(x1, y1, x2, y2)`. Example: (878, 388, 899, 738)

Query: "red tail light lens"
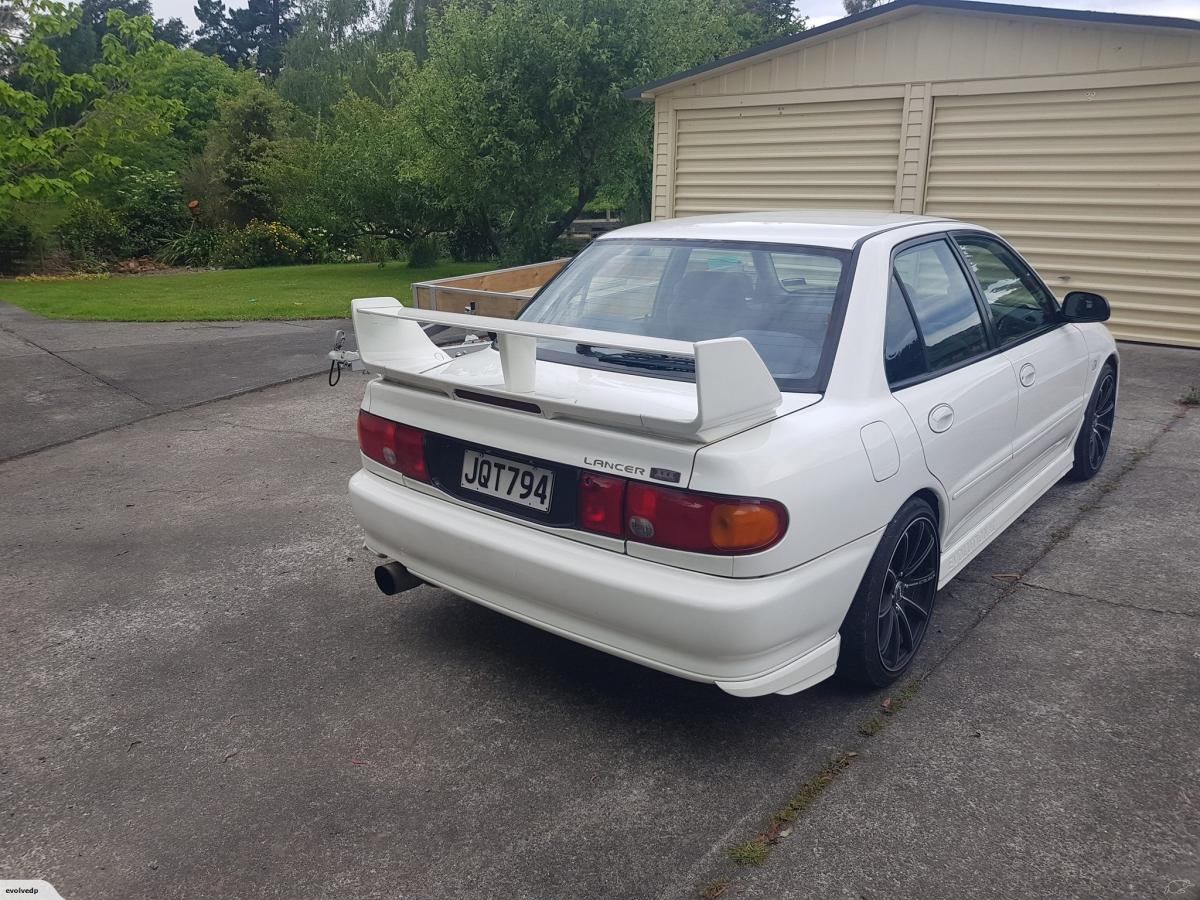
(625, 482, 786, 554)
(357, 410, 430, 482)
(578, 473, 625, 537)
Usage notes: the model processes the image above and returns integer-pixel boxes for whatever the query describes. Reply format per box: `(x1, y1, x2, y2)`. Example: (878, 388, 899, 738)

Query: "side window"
(885, 275, 927, 386)
(893, 240, 989, 371)
(954, 235, 1058, 345)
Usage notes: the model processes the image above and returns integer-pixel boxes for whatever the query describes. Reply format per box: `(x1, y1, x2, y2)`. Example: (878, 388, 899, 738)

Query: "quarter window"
(954, 235, 1058, 345)
(893, 240, 989, 371)
(884, 275, 926, 385)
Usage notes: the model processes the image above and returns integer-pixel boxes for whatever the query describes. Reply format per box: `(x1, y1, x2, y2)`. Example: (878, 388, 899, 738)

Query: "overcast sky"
(153, 0, 1200, 34)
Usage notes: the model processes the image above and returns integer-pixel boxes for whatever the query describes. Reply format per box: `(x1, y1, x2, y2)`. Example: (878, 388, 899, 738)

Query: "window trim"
(887, 233, 996, 390)
(947, 230, 1065, 351)
(885, 272, 930, 387)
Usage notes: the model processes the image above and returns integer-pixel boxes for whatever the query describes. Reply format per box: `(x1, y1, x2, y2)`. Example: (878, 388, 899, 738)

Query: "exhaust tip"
(374, 561, 423, 596)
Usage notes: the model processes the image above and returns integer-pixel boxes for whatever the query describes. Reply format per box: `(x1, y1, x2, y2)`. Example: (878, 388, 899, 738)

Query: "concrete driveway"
(0, 334, 1196, 899)
(0, 302, 348, 459)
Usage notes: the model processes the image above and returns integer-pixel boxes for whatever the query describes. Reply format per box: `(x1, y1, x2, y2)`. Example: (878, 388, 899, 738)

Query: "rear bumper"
(349, 469, 881, 697)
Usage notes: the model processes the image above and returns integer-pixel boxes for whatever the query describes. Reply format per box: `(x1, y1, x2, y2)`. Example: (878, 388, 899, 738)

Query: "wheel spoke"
(895, 605, 915, 653)
(905, 570, 937, 587)
(879, 606, 896, 656)
(906, 528, 936, 575)
(901, 595, 930, 619)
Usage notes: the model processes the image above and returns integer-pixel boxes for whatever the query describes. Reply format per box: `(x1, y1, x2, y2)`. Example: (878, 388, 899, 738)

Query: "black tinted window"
(955, 235, 1057, 345)
(893, 240, 989, 370)
(885, 275, 926, 385)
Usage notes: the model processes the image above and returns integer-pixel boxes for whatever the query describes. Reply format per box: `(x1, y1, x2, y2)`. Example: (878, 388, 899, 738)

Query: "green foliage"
(6, 0, 809, 278)
(212, 219, 313, 268)
(57, 196, 127, 262)
(406, 0, 752, 263)
(264, 92, 441, 256)
(55, 167, 189, 261)
(113, 167, 190, 255)
(405, 233, 440, 267)
(843, 0, 883, 15)
(1, 1, 185, 213)
(156, 226, 219, 266)
(203, 83, 291, 225)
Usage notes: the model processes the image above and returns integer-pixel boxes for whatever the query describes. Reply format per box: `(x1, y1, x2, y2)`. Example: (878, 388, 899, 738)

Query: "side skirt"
(938, 444, 1074, 587)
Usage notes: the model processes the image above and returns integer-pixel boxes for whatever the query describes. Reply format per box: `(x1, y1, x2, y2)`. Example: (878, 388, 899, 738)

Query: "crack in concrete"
(1015, 581, 1200, 619)
(0, 369, 331, 466)
(0, 321, 157, 408)
(207, 416, 357, 442)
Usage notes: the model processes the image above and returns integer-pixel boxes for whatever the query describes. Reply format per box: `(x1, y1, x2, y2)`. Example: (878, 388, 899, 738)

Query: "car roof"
(600, 210, 953, 250)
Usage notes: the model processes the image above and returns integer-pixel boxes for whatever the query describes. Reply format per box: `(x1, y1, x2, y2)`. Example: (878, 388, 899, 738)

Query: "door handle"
(928, 403, 955, 433)
(1019, 363, 1037, 387)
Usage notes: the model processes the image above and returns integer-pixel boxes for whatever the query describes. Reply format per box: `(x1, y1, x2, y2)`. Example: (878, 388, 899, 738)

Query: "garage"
(630, 0, 1200, 347)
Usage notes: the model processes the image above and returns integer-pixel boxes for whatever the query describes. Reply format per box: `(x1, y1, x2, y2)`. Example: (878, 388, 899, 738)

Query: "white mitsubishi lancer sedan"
(347, 211, 1118, 697)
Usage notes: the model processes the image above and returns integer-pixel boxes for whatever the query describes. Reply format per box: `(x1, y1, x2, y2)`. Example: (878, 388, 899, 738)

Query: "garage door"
(672, 97, 904, 217)
(924, 82, 1200, 347)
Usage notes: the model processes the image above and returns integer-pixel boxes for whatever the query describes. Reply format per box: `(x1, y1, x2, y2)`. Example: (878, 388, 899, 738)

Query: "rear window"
(519, 238, 849, 393)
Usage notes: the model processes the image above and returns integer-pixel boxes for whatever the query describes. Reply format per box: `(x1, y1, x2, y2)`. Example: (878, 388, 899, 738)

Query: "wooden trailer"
(411, 259, 569, 319)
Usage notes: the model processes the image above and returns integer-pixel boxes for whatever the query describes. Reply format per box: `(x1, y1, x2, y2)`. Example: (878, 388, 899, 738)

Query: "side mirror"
(1062, 291, 1110, 323)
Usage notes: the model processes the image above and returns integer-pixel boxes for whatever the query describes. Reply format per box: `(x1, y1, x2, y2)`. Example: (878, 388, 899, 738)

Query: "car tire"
(837, 497, 940, 689)
(1067, 361, 1117, 482)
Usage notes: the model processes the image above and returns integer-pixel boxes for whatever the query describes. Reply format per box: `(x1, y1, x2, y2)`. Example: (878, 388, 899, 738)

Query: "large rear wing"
(350, 297, 782, 444)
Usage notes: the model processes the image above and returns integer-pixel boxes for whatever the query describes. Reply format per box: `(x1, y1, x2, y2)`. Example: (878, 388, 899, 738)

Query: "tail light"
(578, 473, 624, 537)
(357, 410, 430, 482)
(577, 476, 786, 554)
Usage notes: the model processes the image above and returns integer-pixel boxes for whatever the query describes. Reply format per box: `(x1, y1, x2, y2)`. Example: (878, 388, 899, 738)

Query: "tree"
(192, 0, 248, 66)
(266, 95, 444, 249)
(739, 0, 804, 42)
(201, 82, 290, 223)
(843, 0, 883, 15)
(154, 16, 189, 46)
(229, 0, 296, 76)
(407, 0, 752, 262)
(1, 1, 184, 211)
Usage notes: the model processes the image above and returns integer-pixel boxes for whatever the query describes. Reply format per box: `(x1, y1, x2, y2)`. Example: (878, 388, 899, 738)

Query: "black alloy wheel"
(877, 515, 938, 674)
(1069, 362, 1117, 481)
(838, 496, 940, 688)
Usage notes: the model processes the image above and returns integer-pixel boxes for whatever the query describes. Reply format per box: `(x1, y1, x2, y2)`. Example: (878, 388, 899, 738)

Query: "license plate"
(460, 449, 554, 511)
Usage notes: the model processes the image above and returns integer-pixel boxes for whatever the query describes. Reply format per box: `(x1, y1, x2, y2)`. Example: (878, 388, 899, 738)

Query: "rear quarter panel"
(690, 394, 930, 579)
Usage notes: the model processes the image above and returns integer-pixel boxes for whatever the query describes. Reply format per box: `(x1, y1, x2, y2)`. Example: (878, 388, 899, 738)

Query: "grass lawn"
(0, 260, 494, 322)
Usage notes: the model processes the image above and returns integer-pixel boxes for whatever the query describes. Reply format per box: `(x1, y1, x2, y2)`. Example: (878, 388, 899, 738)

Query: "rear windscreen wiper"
(595, 351, 695, 372)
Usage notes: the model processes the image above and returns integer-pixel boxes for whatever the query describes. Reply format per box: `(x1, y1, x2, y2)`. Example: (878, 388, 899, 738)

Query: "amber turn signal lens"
(710, 502, 784, 552)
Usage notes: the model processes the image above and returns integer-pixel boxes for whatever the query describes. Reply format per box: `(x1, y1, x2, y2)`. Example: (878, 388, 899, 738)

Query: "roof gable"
(629, 0, 1200, 99)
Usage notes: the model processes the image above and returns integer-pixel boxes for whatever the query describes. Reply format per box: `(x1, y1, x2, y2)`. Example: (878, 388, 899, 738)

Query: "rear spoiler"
(350, 297, 782, 443)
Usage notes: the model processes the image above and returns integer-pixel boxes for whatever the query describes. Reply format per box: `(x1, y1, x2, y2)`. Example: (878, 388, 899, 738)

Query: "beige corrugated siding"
(671, 97, 904, 216)
(924, 81, 1200, 347)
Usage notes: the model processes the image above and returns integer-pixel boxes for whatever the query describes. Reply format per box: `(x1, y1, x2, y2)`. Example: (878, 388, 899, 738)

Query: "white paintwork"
(346, 211, 1118, 697)
(351, 302, 784, 443)
(606, 210, 948, 249)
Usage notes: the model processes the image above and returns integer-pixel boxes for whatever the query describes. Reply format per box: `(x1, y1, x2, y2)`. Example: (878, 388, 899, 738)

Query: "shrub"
(406, 234, 442, 268)
(57, 200, 129, 265)
(157, 228, 219, 267)
(212, 220, 312, 268)
(116, 170, 192, 257)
